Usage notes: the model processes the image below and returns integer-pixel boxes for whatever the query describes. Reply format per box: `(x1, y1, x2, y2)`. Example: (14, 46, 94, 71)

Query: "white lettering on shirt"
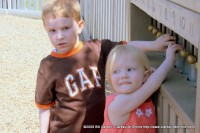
(65, 74, 79, 97)
(89, 66, 101, 87)
(76, 68, 94, 91)
(64, 66, 101, 97)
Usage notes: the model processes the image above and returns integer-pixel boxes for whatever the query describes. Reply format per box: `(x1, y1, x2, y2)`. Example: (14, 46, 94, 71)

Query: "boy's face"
(44, 14, 84, 54)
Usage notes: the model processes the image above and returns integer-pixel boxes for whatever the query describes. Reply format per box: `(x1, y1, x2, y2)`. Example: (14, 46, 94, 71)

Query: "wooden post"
(195, 44, 200, 133)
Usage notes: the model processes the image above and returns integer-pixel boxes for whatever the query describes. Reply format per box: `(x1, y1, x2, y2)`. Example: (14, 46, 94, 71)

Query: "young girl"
(101, 44, 181, 133)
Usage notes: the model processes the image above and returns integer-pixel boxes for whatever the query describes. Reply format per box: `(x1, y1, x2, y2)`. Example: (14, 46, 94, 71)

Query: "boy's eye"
(128, 68, 135, 71)
(48, 29, 56, 33)
(63, 27, 69, 30)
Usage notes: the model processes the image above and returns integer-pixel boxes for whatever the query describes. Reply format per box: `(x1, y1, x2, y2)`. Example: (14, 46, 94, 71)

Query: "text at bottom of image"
(83, 125, 195, 129)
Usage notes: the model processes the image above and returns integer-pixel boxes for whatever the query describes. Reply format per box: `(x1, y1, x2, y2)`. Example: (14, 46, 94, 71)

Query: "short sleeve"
(101, 39, 127, 62)
(35, 61, 55, 109)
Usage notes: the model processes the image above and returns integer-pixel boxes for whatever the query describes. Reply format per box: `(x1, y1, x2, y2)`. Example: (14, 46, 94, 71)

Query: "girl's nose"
(121, 71, 128, 79)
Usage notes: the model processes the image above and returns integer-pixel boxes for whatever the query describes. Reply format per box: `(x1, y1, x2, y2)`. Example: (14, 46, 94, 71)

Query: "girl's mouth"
(119, 82, 131, 85)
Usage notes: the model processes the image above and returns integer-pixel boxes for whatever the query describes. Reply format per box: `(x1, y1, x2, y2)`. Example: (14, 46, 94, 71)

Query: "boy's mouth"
(58, 43, 65, 45)
(58, 43, 67, 47)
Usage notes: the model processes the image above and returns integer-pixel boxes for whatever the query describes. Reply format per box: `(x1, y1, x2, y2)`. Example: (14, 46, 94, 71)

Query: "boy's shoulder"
(83, 39, 101, 44)
(83, 39, 112, 45)
(41, 54, 53, 61)
(83, 39, 117, 49)
(86, 39, 127, 46)
(39, 54, 54, 66)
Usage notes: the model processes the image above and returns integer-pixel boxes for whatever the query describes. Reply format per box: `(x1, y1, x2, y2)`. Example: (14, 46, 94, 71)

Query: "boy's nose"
(57, 32, 64, 39)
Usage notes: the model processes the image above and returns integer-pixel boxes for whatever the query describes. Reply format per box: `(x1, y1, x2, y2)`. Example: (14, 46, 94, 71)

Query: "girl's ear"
(143, 70, 150, 83)
(77, 20, 85, 34)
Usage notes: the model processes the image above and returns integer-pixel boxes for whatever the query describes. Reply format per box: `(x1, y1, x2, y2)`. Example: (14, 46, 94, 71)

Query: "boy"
(35, 0, 176, 132)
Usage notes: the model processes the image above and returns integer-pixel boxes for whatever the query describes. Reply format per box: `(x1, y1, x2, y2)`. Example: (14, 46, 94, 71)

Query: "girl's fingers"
(168, 36, 176, 41)
(168, 41, 175, 45)
(162, 34, 176, 41)
(170, 44, 182, 53)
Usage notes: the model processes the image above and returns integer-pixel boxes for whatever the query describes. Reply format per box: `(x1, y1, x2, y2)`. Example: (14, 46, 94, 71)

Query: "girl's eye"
(113, 70, 120, 74)
(128, 68, 135, 71)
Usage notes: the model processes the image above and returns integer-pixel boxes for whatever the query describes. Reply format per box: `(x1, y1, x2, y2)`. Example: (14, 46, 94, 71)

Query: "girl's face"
(44, 14, 84, 54)
(111, 55, 147, 94)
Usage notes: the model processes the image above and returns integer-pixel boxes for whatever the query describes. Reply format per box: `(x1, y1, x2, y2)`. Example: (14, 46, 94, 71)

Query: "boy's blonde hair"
(42, 0, 81, 26)
(106, 45, 150, 87)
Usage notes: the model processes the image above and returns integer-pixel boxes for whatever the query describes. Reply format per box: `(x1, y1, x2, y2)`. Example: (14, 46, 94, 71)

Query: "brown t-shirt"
(35, 39, 125, 133)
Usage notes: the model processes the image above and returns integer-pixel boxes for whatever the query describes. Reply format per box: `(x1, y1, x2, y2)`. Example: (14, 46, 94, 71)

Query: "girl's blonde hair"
(106, 45, 150, 87)
(42, 0, 81, 26)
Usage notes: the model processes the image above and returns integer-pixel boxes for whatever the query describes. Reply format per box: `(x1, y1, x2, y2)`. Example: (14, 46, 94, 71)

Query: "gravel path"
(0, 15, 53, 133)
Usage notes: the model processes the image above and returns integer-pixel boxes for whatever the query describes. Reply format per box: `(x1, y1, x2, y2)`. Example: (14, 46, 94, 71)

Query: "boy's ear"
(77, 20, 85, 34)
(143, 70, 150, 83)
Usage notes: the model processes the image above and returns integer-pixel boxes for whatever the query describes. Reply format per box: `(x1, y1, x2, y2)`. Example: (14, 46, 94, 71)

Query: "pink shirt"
(100, 94, 156, 133)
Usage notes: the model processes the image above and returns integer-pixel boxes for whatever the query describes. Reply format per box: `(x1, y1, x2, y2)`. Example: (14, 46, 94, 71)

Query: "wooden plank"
(169, 0, 200, 14)
(99, 0, 102, 39)
(93, 0, 97, 38)
(186, 127, 195, 133)
(131, 0, 200, 48)
(114, 0, 117, 40)
(11, 0, 16, 9)
(125, 0, 130, 41)
(38, 0, 42, 10)
(88, 0, 93, 37)
(27, 0, 31, 10)
(17, 0, 20, 9)
(169, 108, 177, 133)
(7, 0, 11, 9)
(21, 0, 25, 10)
(102, 0, 106, 39)
(91, 0, 95, 38)
(0, 0, 2, 8)
(3, 0, 7, 9)
(186, 129, 190, 133)
(162, 99, 169, 133)
(33, 0, 37, 11)
(195, 38, 200, 133)
(177, 118, 185, 133)
(157, 93, 163, 133)
(160, 84, 195, 126)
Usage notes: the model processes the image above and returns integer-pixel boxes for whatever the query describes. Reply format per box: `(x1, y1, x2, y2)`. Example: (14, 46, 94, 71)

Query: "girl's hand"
(165, 44, 182, 62)
(154, 34, 176, 51)
(150, 67, 156, 73)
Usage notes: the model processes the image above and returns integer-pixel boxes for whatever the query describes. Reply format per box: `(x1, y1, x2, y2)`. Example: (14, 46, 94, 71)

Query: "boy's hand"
(165, 44, 182, 62)
(154, 34, 176, 51)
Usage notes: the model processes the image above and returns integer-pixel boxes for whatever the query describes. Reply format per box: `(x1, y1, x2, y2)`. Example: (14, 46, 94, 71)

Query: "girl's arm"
(39, 108, 51, 133)
(128, 34, 176, 52)
(109, 44, 181, 125)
